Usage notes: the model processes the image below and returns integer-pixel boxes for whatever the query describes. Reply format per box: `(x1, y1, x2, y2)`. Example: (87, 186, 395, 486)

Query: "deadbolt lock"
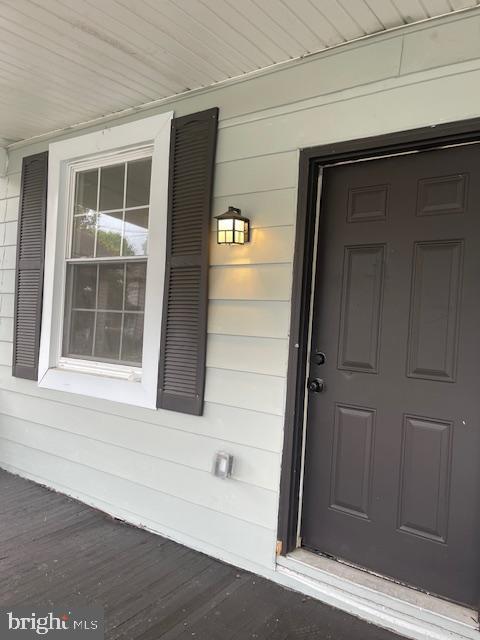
(313, 350, 326, 365)
(307, 377, 325, 393)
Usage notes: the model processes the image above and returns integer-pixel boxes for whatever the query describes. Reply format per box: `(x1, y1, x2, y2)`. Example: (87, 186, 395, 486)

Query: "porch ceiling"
(1, 0, 479, 146)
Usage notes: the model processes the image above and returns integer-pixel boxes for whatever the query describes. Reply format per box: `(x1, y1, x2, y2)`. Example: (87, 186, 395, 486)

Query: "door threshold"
(275, 549, 479, 640)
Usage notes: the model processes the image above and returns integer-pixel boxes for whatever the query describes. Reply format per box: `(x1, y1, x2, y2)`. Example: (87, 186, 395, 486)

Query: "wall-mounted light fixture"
(215, 206, 250, 245)
(212, 451, 234, 479)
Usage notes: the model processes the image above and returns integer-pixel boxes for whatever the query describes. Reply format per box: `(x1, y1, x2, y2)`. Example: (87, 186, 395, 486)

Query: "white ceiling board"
(360, 1, 402, 29)
(337, 0, 385, 33)
(390, 0, 429, 21)
(420, 0, 454, 17)
(1, 0, 479, 143)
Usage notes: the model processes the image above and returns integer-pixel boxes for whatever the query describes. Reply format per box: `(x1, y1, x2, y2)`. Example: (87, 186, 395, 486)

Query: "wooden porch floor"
(0, 469, 401, 639)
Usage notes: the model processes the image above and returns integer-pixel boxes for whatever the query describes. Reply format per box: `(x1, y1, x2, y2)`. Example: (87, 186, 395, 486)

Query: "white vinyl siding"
(1, 11, 480, 575)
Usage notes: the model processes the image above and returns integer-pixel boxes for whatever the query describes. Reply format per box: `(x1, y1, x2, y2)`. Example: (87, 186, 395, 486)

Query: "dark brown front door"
(301, 144, 480, 607)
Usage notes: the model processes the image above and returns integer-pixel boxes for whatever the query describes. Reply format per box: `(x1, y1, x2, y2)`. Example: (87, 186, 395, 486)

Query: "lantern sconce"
(215, 206, 250, 245)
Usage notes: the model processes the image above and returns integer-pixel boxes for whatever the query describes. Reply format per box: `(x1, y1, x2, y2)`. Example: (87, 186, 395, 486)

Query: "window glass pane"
(96, 211, 123, 257)
(99, 164, 124, 211)
(72, 264, 97, 309)
(125, 262, 146, 311)
(72, 213, 96, 258)
(74, 169, 97, 214)
(98, 264, 124, 310)
(123, 209, 148, 256)
(122, 313, 144, 363)
(94, 312, 122, 361)
(63, 262, 146, 366)
(126, 158, 152, 208)
(68, 310, 95, 356)
(65, 157, 151, 369)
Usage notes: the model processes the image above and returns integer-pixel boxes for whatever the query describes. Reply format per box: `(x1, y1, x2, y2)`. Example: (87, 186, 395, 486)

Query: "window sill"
(58, 357, 142, 382)
(38, 366, 156, 409)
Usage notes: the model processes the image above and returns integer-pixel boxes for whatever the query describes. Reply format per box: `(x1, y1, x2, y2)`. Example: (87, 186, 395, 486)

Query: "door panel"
(330, 403, 376, 519)
(301, 145, 480, 607)
(338, 244, 385, 373)
(398, 415, 452, 543)
(407, 240, 463, 381)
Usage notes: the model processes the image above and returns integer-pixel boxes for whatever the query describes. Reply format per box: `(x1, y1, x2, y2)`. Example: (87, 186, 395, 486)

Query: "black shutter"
(12, 152, 48, 380)
(157, 108, 218, 415)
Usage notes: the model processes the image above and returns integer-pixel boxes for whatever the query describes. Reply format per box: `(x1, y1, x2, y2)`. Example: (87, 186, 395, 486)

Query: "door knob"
(307, 377, 324, 393)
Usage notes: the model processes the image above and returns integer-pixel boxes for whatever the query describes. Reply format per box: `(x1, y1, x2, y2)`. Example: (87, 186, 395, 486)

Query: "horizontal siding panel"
(0, 401, 280, 491)
(1, 246, 16, 270)
(206, 37, 402, 130)
(218, 106, 334, 161)
(208, 300, 290, 339)
(317, 65, 480, 139)
(207, 334, 288, 377)
(210, 264, 292, 301)
(0, 384, 284, 454)
(210, 226, 294, 266)
(6, 197, 19, 222)
(214, 152, 297, 197)
(0, 317, 13, 341)
(0, 341, 12, 366)
(217, 89, 413, 160)
(4, 221, 17, 246)
(0, 270, 14, 294)
(212, 189, 297, 229)
(6, 175, 21, 199)
(0, 416, 277, 528)
(205, 367, 286, 415)
(0, 294, 14, 318)
(216, 66, 480, 162)
(0, 444, 276, 571)
(401, 15, 480, 74)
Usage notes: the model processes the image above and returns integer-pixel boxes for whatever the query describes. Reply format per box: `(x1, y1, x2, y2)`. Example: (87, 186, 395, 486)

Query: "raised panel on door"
(398, 415, 453, 543)
(407, 240, 463, 382)
(337, 244, 385, 374)
(330, 404, 375, 519)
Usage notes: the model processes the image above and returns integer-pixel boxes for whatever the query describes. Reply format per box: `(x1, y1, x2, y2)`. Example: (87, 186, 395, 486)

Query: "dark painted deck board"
(0, 469, 402, 639)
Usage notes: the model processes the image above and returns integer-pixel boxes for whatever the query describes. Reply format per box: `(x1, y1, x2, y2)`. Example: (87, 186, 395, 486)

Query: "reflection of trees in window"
(74, 212, 138, 257)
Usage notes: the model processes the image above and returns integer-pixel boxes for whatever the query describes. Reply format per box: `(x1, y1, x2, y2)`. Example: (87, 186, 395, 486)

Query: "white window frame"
(38, 112, 173, 409)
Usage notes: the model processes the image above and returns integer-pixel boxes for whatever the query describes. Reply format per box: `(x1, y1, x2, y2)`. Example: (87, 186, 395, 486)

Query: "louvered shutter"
(12, 152, 48, 380)
(157, 108, 218, 415)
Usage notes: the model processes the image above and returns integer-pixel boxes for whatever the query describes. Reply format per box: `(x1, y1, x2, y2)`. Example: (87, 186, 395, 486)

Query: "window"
(63, 157, 151, 368)
(38, 112, 173, 408)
